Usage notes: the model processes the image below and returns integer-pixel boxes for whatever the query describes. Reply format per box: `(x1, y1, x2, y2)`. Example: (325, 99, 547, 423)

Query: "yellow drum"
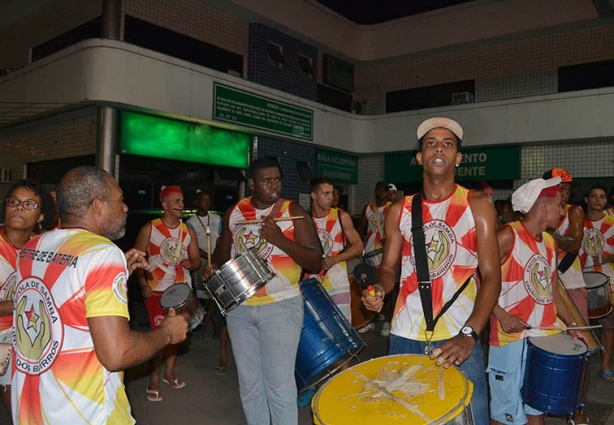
(312, 354, 474, 425)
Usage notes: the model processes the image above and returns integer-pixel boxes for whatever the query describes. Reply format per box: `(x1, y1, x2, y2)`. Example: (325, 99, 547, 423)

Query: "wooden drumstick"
(233, 216, 304, 225)
(531, 325, 602, 331)
(205, 226, 212, 266)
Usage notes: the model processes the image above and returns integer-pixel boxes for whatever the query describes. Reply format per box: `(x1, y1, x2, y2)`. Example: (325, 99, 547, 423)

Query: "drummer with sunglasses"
(489, 177, 586, 425)
(209, 157, 322, 425)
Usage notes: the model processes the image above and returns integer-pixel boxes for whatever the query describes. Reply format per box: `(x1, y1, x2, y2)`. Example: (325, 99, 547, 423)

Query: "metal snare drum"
(205, 248, 275, 316)
(583, 271, 612, 319)
(363, 249, 383, 268)
(160, 283, 205, 331)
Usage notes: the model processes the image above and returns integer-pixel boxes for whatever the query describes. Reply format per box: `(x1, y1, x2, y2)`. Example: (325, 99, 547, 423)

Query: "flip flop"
(214, 365, 226, 376)
(146, 390, 163, 402)
(600, 370, 614, 383)
(162, 377, 186, 389)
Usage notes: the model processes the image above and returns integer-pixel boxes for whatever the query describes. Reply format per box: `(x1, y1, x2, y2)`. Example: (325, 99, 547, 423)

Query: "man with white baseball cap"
(489, 176, 586, 425)
(362, 116, 500, 425)
(388, 184, 399, 203)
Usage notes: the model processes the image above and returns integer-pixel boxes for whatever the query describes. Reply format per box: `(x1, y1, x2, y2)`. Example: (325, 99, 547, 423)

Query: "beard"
(102, 214, 127, 241)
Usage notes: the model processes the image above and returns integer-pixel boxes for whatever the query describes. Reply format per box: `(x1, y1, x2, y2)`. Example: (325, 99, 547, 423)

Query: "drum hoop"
(363, 249, 383, 259)
(583, 271, 609, 289)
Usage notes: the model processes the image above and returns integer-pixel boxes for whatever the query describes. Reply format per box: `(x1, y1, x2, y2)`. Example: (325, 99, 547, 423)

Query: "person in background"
(580, 183, 614, 383)
(606, 186, 614, 217)
(489, 177, 585, 425)
(11, 166, 188, 424)
(134, 185, 200, 401)
(362, 117, 500, 425)
(0, 180, 55, 423)
(494, 199, 520, 228)
(357, 181, 393, 336)
(332, 185, 342, 209)
(211, 157, 322, 425)
(388, 183, 399, 203)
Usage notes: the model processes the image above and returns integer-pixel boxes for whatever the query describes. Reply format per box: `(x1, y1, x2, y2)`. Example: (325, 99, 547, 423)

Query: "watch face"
(461, 326, 473, 335)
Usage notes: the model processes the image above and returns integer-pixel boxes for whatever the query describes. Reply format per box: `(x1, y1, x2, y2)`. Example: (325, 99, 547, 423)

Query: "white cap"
(511, 177, 561, 213)
(388, 183, 397, 192)
(417, 117, 464, 141)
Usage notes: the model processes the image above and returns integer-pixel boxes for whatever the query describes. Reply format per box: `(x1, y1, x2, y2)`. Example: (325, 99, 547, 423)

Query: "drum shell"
(295, 278, 365, 392)
(312, 354, 474, 425)
(583, 272, 612, 319)
(522, 334, 588, 415)
(363, 249, 383, 268)
(205, 248, 275, 315)
(160, 283, 205, 331)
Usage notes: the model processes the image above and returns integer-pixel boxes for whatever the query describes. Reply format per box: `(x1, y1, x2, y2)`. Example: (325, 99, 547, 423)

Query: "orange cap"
(542, 168, 572, 183)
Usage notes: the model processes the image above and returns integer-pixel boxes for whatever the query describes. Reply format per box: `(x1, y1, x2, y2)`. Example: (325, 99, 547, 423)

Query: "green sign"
(121, 111, 250, 168)
(214, 84, 313, 141)
(315, 149, 358, 184)
(385, 146, 520, 183)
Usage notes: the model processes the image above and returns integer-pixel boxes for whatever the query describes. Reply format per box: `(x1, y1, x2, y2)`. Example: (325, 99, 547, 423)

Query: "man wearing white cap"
(388, 183, 399, 203)
(488, 177, 585, 425)
(362, 117, 500, 425)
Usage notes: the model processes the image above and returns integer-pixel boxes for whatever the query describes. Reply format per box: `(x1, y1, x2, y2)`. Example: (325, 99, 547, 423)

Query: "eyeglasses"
(5, 197, 39, 211)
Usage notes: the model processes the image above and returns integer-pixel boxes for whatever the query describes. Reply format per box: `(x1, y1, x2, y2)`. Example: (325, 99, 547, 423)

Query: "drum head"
(529, 333, 587, 356)
(583, 272, 609, 289)
(160, 283, 191, 308)
(312, 354, 472, 425)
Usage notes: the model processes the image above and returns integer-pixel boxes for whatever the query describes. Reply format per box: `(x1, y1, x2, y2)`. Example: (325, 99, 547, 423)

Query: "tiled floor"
(1, 305, 613, 425)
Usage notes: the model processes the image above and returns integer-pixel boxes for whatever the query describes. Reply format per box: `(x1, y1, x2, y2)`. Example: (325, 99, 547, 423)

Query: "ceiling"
(316, 0, 479, 25)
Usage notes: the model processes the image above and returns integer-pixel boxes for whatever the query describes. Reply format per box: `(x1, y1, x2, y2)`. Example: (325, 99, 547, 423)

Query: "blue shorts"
(487, 340, 543, 425)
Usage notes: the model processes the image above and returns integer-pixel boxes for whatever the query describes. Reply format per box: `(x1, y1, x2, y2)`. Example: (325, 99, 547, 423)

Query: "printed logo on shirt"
(582, 228, 604, 256)
(235, 226, 273, 259)
(160, 237, 183, 265)
(316, 229, 333, 256)
(0, 272, 17, 301)
(14, 277, 63, 375)
(113, 273, 128, 305)
(411, 220, 457, 279)
(368, 213, 385, 234)
(524, 254, 553, 305)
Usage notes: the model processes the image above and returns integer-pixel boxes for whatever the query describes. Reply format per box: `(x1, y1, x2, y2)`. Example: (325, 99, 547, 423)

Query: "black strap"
(558, 251, 577, 274)
(411, 194, 472, 332)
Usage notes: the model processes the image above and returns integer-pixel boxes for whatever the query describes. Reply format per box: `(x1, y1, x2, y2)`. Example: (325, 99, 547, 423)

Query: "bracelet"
(373, 284, 385, 298)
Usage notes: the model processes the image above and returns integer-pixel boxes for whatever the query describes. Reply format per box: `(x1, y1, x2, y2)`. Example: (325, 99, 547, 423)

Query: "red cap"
(159, 185, 183, 202)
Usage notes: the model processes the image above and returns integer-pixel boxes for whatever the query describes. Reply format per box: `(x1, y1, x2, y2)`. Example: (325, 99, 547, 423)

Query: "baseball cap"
(388, 183, 398, 192)
(375, 181, 389, 191)
(542, 168, 572, 183)
(417, 117, 464, 142)
(160, 185, 183, 202)
(511, 177, 561, 213)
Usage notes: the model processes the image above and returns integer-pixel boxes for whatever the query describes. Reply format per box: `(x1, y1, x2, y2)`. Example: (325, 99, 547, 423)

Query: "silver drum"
(205, 248, 276, 315)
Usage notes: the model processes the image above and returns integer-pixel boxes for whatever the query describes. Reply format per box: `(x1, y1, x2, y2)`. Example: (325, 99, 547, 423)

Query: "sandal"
(146, 390, 163, 402)
(162, 377, 186, 389)
(214, 365, 226, 376)
(600, 370, 614, 383)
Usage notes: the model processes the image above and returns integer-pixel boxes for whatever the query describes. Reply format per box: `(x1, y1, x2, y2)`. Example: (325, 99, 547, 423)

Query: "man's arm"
(432, 191, 501, 367)
(363, 201, 403, 311)
(0, 300, 12, 317)
(134, 222, 153, 298)
(89, 310, 188, 372)
(555, 205, 584, 253)
(211, 208, 233, 269)
(181, 226, 201, 271)
(356, 204, 369, 241)
(260, 203, 322, 271)
(322, 210, 364, 270)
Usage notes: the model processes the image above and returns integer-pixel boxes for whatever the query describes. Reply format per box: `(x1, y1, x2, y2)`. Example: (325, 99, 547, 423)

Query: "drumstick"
(233, 216, 304, 225)
(205, 226, 212, 266)
(531, 325, 602, 331)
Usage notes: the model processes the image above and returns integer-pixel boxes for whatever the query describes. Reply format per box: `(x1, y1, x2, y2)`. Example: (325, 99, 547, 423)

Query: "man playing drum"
(211, 157, 322, 425)
(489, 177, 585, 425)
(306, 176, 364, 322)
(134, 185, 200, 401)
(362, 117, 500, 425)
(580, 183, 614, 383)
(357, 181, 393, 335)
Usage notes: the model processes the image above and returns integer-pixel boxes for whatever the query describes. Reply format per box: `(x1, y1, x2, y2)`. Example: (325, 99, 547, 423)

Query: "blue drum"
(522, 333, 588, 415)
(295, 278, 365, 392)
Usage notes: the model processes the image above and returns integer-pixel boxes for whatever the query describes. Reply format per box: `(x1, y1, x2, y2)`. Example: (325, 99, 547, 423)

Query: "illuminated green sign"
(120, 111, 250, 168)
(214, 84, 313, 141)
(385, 146, 520, 183)
(315, 149, 358, 184)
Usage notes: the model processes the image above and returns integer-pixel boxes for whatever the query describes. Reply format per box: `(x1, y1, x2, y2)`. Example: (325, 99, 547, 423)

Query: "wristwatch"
(459, 325, 479, 342)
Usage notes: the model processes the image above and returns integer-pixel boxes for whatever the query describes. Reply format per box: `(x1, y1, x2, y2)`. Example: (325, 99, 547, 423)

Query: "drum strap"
(411, 194, 471, 333)
(558, 251, 577, 274)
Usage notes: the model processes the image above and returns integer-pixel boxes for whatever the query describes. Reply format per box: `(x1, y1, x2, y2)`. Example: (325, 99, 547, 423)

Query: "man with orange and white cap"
(134, 185, 200, 401)
(489, 176, 585, 425)
(542, 168, 588, 320)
